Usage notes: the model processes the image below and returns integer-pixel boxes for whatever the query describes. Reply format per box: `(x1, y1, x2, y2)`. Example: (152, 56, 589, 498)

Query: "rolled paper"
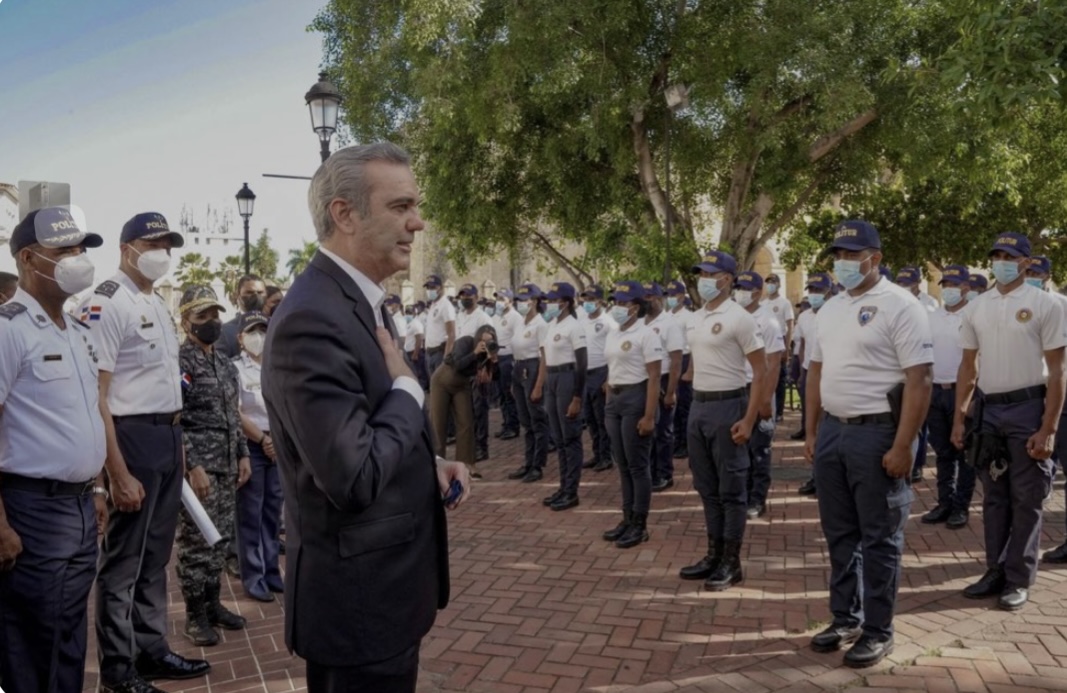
(181, 479, 222, 546)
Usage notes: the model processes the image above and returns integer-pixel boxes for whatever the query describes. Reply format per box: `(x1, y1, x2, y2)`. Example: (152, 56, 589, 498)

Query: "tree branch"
(530, 228, 593, 287)
(753, 172, 829, 251)
(630, 108, 685, 236)
(809, 108, 878, 163)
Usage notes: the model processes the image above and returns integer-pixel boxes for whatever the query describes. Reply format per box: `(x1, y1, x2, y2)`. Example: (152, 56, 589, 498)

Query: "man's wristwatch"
(92, 486, 109, 501)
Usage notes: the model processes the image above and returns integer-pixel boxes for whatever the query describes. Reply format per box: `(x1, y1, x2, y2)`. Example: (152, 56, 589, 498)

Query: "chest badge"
(858, 306, 878, 326)
(773, 306, 780, 312)
(553, 334, 562, 342)
(653, 327, 661, 334)
(1016, 308, 1033, 323)
(711, 323, 723, 335)
(524, 331, 531, 339)
(621, 340, 633, 352)
(595, 323, 604, 333)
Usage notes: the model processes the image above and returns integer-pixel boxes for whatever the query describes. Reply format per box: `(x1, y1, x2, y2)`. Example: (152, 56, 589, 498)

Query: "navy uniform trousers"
(673, 354, 692, 456)
(584, 366, 611, 466)
(746, 417, 775, 509)
(0, 486, 97, 693)
(545, 368, 583, 495)
(236, 440, 284, 595)
(814, 416, 912, 640)
(1050, 406, 1067, 534)
(513, 358, 549, 471)
(96, 417, 184, 685)
(687, 396, 750, 541)
(605, 384, 655, 515)
(980, 396, 1054, 588)
(496, 354, 520, 434)
(651, 374, 676, 484)
(926, 385, 976, 513)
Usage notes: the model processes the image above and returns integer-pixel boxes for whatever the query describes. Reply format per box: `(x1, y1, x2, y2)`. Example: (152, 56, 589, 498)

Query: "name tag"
(43, 354, 63, 362)
(140, 322, 155, 329)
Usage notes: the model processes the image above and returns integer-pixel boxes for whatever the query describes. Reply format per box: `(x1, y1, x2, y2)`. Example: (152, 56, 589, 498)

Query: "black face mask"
(461, 298, 476, 310)
(190, 319, 222, 345)
(241, 295, 265, 312)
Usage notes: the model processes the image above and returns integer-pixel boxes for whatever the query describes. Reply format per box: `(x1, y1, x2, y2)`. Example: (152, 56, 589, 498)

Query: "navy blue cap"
(939, 265, 970, 286)
(611, 280, 645, 303)
(1029, 256, 1051, 276)
(414, 300, 427, 311)
(735, 271, 764, 290)
(239, 311, 268, 332)
(692, 250, 738, 275)
(989, 232, 1030, 258)
(384, 294, 401, 306)
(515, 283, 542, 300)
(895, 266, 921, 286)
(423, 274, 444, 288)
(580, 284, 604, 300)
(494, 288, 514, 300)
(969, 274, 989, 290)
(11, 207, 103, 256)
(120, 212, 184, 248)
(806, 273, 834, 291)
(878, 265, 894, 279)
(546, 282, 576, 301)
(664, 280, 687, 296)
(640, 281, 664, 297)
(457, 283, 478, 297)
(830, 220, 880, 252)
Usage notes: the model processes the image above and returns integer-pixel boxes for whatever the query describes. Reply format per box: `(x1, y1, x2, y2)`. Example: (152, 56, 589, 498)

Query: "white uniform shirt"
(605, 321, 663, 386)
(761, 294, 795, 336)
(234, 352, 270, 430)
(796, 308, 819, 369)
(456, 307, 493, 340)
(746, 305, 785, 381)
(0, 288, 105, 482)
(646, 310, 685, 374)
(918, 291, 940, 311)
(390, 310, 407, 340)
(79, 271, 182, 416)
(542, 314, 587, 367)
(493, 309, 520, 355)
(686, 300, 764, 392)
(958, 283, 1067, 395)
(671, 307, 693, 354)
(811, 279, 933, 417)
(511, 316, 548, 361)
(930, 306, 965, 384)
(581, 311, 615, 369)
(404, 315, 425, 353)
(424, 297, 456, 349)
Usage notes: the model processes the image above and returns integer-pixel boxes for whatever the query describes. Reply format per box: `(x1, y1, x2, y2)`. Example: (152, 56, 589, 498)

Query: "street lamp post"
(305, 71, 343, 163)
(235, 183, 256, 275)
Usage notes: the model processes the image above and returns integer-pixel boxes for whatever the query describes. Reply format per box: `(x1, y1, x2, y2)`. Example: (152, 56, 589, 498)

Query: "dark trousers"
(497, 354, 519, 433)
(97, 419, 184, 684)
(584, 366, 611, 465)
(775, 358, 787, 418)
(605, 384, 655, 515)
(513, 358, 549, 470)
(912, 424, 929, 475)
(0, 489, 97, 693)
(980, 398, 1054, 588)
(237, 441, 283, 594)
(815, 417, 911, 640)
(673, 355, 692, 454)
(546, 370, 583, 495)
(426, 347, 445, 378)
(926, 385, 976, 512)
(1051, 408, 1067, 532)
(798, 367, 814, 483)
(307, 643, 419, 693)
(652, 374, 675, 483)
(473, 380, 490, 453)
(746, 419, 774, 507)
(406, 350, 430, 392)
(688, 397, 750, 541)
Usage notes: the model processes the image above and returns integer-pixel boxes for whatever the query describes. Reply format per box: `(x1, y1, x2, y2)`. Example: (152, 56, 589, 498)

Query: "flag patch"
(181, 372, 192, 390)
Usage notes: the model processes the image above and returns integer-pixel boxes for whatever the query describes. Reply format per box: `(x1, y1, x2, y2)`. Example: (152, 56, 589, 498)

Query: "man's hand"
(93, 494, 108, 536)
(882, 443, 912, 479)
(1027, 428, 1056, 460)
(188, 466, 211, 500)
(663, 392, 676, 410)
(262, 435, 277, 460)
(436, 459, 472, 510)
(530, 384, 543, 404)
(376, 327, 415, 381)
(759, 404, 773, 420)
(730, 417, 754, 445)
(637, 415, 655, 437)
(804, 437, 816, 464)
(0, 522, 22, 572)
(950, 420, 966, 450)
(110, 471, 145, 513)
(566, 396, 582, 419)
(236, 457, 252, 488)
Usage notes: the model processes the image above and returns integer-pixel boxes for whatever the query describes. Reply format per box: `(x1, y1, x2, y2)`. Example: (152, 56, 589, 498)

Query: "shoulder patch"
(95, 280, 120, 298)
(0, 303, 27, 320)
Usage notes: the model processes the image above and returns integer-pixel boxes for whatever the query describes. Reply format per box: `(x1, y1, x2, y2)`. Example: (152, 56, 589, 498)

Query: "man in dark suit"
(261, 142, 470, 693)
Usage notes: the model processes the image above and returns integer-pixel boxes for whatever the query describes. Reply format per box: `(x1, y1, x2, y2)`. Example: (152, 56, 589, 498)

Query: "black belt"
(427, 345, 445, 355)
(693, 388, 747, 402)
(827, 412, 894, 426)
(609, 382, 646, 395)
(113, 411, 182, 427)
(937, 383, 955, 390)
(984, 385, 1046, 406)
(589, 366, 607, 374)
(516, 356, 539, 364)
(548, 363, 575, 374)
(0, 473, 94, 496)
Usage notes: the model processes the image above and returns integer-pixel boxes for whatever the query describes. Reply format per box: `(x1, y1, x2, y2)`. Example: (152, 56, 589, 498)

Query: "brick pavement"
(82, 409, 1067, 692)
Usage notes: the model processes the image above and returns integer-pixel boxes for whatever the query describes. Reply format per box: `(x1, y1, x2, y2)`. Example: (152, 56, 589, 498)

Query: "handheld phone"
(443, 479, 463, 506)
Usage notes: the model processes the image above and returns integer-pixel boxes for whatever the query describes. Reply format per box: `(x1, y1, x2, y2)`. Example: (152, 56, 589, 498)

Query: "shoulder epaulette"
(72, 317, 90, 329)
(0, 303, 27, 320)
(94, 280, 120, 298)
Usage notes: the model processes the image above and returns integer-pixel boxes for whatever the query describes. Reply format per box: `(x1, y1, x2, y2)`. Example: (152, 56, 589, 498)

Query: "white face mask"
(243, 331, 266, 357)
(132, 247, 171, 282)
(733, 290, 754, 307)
(34, 251, 95, 295)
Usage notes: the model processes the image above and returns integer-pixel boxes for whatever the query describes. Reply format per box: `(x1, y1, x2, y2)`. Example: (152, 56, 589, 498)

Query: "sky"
(0, 0, 331, 284)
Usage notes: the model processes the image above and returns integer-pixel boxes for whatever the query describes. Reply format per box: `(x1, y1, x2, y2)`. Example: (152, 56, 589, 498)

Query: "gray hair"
(307, 142, 411, 242)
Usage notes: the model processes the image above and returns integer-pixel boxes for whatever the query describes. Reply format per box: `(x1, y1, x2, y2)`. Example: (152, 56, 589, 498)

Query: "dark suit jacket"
(261, 251, 449, 667)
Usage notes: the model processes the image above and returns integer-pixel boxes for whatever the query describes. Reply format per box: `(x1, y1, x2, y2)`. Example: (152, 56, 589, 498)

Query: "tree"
(216, 255, 245, 303)
(249, 228, 280, 283)
(174, 253, 214, 288)
(286, 240, 319, 278)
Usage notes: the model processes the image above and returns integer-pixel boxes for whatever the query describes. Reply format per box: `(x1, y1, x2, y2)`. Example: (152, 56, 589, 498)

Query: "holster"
(967, 432, 1009, 471)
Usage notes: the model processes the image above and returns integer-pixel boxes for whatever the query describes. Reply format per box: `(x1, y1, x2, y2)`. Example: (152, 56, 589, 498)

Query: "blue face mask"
(582, 301, 598, 315)
(543, 304, 562, 322)
(515, 301, 531, 316)
(405, 315, 413, 324)
(833, 258, 868, 290)
(495, 301, 506, 313)
(966, 290, 978, 302)
(697, 277, 721, 302)
(991, 260, 1021, 285)
(426, 289, 439, 301)
(484, 306, 496, 316)
(766, 283, 779, 296)
(610, 305, 632, 325)
(808, 293, 826, 309)
(666, 296, 679, 310)
(1025, 277, 1045, 289)
(941, 287, 963, 307)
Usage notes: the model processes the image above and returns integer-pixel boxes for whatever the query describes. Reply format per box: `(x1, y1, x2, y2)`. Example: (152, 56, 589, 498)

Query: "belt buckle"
(82, 480, 95, 495)
(171, 412, 182, 426)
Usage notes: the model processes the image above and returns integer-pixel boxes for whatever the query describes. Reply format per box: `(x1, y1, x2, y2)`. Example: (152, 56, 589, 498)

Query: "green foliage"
(286, 240, 319, 278)
(174, 253, 214, 289)
(250, 228, 280, 283)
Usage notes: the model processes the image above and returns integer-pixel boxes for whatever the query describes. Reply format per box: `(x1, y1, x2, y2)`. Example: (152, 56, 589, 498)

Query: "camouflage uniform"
(176, 340, 249, 602)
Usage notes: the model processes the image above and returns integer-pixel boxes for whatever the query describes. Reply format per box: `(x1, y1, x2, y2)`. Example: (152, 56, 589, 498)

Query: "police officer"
(805, 220, 932, 668)
(176, 286, 251, 645)
(921, 265, 976, 529)
(601, 281, 662, 548)
(0, 208, 106, 693)
(85, 213, 210, 692)
(734, 271, 784, 519)
(423, 274, 456, 376)
(897, 266, 936, 483)
(644, 282, 684, 491)
(507, 285, 550, 482)
(791, 273, 833, 487)
(666, 280, 693, 459)
(217, 274, 267, 358)
(385, 294, 407, 343)
(493, 289, 521, 440)
(762, 273, 794, 422)
(680, 251, 767, 592)
(405, 301, 428, 390)
(580, 285, 615, 472)
(535, 282, 588, 511)
(0, 272, 17, 305)
(952, 236, 1064, 612)
(968, 274, 989, 299)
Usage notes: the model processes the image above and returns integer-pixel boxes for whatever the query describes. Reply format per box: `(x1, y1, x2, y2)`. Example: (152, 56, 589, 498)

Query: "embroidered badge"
(524, 331, 531, 339)
(653, 327, 661, 334)
(858, 306, 878, 326)
(595, 323, 604, 333)
(711, 323, 723, 335)
(621, 340, 633, 352)
(1016, 308, 1033, 323)
(94, 280, 119, 298)
(773, 306, 780, 312)
(553, 334, 562, 342)
(0, 303, 27, 320)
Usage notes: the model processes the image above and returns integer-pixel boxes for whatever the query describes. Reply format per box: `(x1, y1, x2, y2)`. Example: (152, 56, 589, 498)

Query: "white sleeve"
(442, 301, 457, 323)
(809, 313, 824, 364)
(957, 305, 979, 350)
(735, 311, 765, 355)
(892, 301, 935, 368)
(81, 295, 125, 372)
(642, 328, 664, 365)
(0, 321, 24, 403)
(664, 317, 685, 353)
(763, 319, 785, 355)
(1040, 295, 1067, 351)
(570, 319, 588, 351)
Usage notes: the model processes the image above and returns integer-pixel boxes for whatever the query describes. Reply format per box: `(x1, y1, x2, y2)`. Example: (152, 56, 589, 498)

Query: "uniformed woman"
(507, 284, 550, 483)
(601, 281, 662, 548)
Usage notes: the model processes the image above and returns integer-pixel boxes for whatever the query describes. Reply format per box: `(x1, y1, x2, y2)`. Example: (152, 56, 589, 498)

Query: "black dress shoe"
(592, 459, 613, 472)
(1043, 542, 1067, 563)
(797, 479, 816, 496)
(522, 467, 543, 483)
(265, 575, 285, 593)
(651, 478, 674, 492)
(910, 468, 924, 483)
(672, 449, 688, 459)
(746, 503, 767, 519)
(136, 650, 211, 681)
(582, 458, 597, 469)
(963, 566, 1006, 599)
(278, 539, 285, 555)
(999, 586, 1029, 611)
(921, 504, 952, 524)
(810, 624, 863, 653)
(475, 449, 489, 462)
(789, 429, 806, 441)
(101, 675, 167, 693)
(542, 490, 564, 506)
(946, 509, 969, 529)
(507, 466, 531, 480)
(494, 429, 506, 439)
(843, 635, 894, 668)
(550, 494, 579, 511)
(501, 430, 519, 440)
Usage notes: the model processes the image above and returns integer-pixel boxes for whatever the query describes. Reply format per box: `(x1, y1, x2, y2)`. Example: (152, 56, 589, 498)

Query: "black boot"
(679, 537, 720, 580)
(507, 465, 530, 480)
(616, 513, 649, 549)
(205, 581, 246, 631)
(704, 540, 743, 591)
(602, 512, 631, 542)
(183, 598, 219, 647)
